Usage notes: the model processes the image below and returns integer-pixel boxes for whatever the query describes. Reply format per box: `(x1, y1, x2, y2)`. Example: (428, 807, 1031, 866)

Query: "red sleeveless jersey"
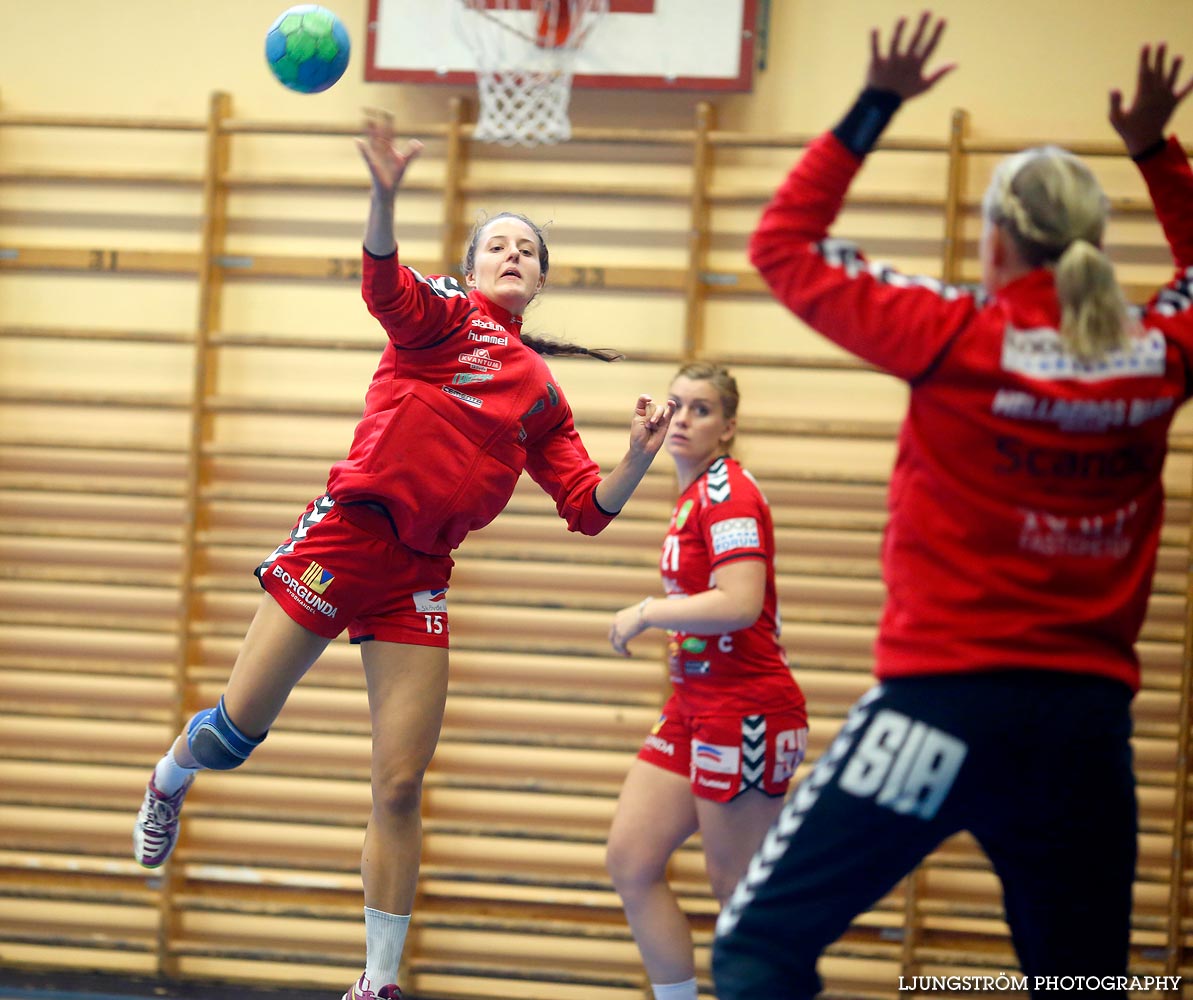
(660, 457, 806, 716)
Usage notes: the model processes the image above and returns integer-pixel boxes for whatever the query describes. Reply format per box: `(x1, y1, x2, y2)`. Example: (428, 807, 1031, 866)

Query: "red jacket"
(325, 251, 614, 555)
(750, 134, 1193, 691)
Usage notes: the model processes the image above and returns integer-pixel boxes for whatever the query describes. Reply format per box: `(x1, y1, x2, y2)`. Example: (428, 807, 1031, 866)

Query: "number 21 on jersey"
(661, 535, 680, 573)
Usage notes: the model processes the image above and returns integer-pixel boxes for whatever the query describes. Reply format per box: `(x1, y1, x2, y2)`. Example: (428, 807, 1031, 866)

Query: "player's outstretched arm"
(593, 394, 675, 515)
(831, 12, 955, 159)
(357, 108, 424, 257)
(1112, 44, 1193, 273)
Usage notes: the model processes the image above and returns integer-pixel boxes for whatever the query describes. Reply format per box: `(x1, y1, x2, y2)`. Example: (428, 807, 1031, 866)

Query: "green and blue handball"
(265, 5, 350, 93)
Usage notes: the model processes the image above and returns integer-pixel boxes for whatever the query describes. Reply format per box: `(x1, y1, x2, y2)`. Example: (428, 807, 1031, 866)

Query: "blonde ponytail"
(1054, 239, 1131, 363)
(984, 147, 1131, 363)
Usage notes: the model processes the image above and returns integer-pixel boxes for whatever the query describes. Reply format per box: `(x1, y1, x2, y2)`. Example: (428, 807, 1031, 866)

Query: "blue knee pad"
(186, 696, 265, 770)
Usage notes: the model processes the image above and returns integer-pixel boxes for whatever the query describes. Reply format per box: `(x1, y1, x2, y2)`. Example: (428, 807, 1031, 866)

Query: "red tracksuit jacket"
(325, 251, 614, 555)
(750, 134, 1193, 692)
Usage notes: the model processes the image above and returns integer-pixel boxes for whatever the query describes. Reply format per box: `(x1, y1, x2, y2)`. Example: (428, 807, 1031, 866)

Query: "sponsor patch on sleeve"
(710, 517, 760, 556)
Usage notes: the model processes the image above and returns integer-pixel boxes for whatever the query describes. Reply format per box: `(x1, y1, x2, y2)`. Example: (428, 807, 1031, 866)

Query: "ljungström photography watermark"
(897, 975, 1183, 992)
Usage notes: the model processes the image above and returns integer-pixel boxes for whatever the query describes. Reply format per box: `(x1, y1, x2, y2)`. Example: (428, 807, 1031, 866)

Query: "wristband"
(636, 596, 653, 630)
(832, 87, 904, 157)
(1130, 137, 1168, 164)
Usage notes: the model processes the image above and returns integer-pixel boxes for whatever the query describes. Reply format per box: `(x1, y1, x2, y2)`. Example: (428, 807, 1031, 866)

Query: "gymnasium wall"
(5, 0, 1193, 375)
(2, 2, 1192, 999)
(4, 1, 1192, 135)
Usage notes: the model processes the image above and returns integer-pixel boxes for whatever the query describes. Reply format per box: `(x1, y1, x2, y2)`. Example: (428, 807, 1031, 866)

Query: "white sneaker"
(133, 773, 193, 868)
(343, 973, 403, 999)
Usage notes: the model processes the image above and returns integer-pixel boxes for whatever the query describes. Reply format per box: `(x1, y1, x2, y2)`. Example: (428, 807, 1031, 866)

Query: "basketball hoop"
(456, 0, 608, 146)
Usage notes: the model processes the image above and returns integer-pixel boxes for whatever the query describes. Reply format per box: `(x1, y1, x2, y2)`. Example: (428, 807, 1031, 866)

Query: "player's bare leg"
(340, 639, 449, 998)
(696, 788, 785, 901)
(135, 594, 329, 868)
(607, 760, 700, 987)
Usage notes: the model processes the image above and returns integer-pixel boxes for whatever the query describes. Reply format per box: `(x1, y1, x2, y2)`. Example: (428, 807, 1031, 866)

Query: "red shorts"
(638, 693, 808, 803)
(255, 495, 454, 647)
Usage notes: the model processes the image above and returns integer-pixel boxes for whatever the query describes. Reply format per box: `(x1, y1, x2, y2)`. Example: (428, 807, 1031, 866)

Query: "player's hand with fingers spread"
(627, 393, 676, 460)
(866, 11, 956, 100)
(1110, 43, 1193, 157)
(356, 108, 424, 197)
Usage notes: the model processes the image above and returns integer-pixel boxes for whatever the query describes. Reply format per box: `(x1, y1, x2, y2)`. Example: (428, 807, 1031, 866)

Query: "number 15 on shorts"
(414, 589, 449, 635)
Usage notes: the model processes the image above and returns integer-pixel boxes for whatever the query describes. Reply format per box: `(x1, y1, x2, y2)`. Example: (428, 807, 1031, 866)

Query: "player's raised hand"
(357, 108, 423, 197)
(866, 12, 955, 100)
(1110, 44, 1193, 157)
(627, 394, 676, 459)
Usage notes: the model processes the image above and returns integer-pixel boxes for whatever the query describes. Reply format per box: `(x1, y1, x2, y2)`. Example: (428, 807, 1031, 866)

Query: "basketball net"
(456, 0, 609, 146)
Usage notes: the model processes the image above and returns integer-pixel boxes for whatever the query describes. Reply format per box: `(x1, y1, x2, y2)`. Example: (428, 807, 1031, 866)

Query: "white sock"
(153, 748, 201, 795)
(364, 906, 410, 988)
(652, 977, 699, 1000)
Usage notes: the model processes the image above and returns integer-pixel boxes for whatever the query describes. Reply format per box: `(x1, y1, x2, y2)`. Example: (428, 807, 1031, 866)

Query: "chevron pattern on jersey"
(817, 237, 976, 302)
(706, 458, 730, 504)
(257, 494, 336, 573)
(406, 266, 469, 300)
(1154, 265, 1193, 316)
(741, 714, 766, 789)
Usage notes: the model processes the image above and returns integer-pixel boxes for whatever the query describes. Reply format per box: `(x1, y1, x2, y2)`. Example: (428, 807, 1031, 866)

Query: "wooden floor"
(0, 971, 333, 1000)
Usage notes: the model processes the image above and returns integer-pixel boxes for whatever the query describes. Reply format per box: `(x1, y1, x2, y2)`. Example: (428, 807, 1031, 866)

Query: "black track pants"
(712, 670, 1137, 1000)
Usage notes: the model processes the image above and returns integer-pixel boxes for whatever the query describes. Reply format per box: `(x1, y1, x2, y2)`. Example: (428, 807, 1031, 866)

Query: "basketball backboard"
(365, 0, 759, 91)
